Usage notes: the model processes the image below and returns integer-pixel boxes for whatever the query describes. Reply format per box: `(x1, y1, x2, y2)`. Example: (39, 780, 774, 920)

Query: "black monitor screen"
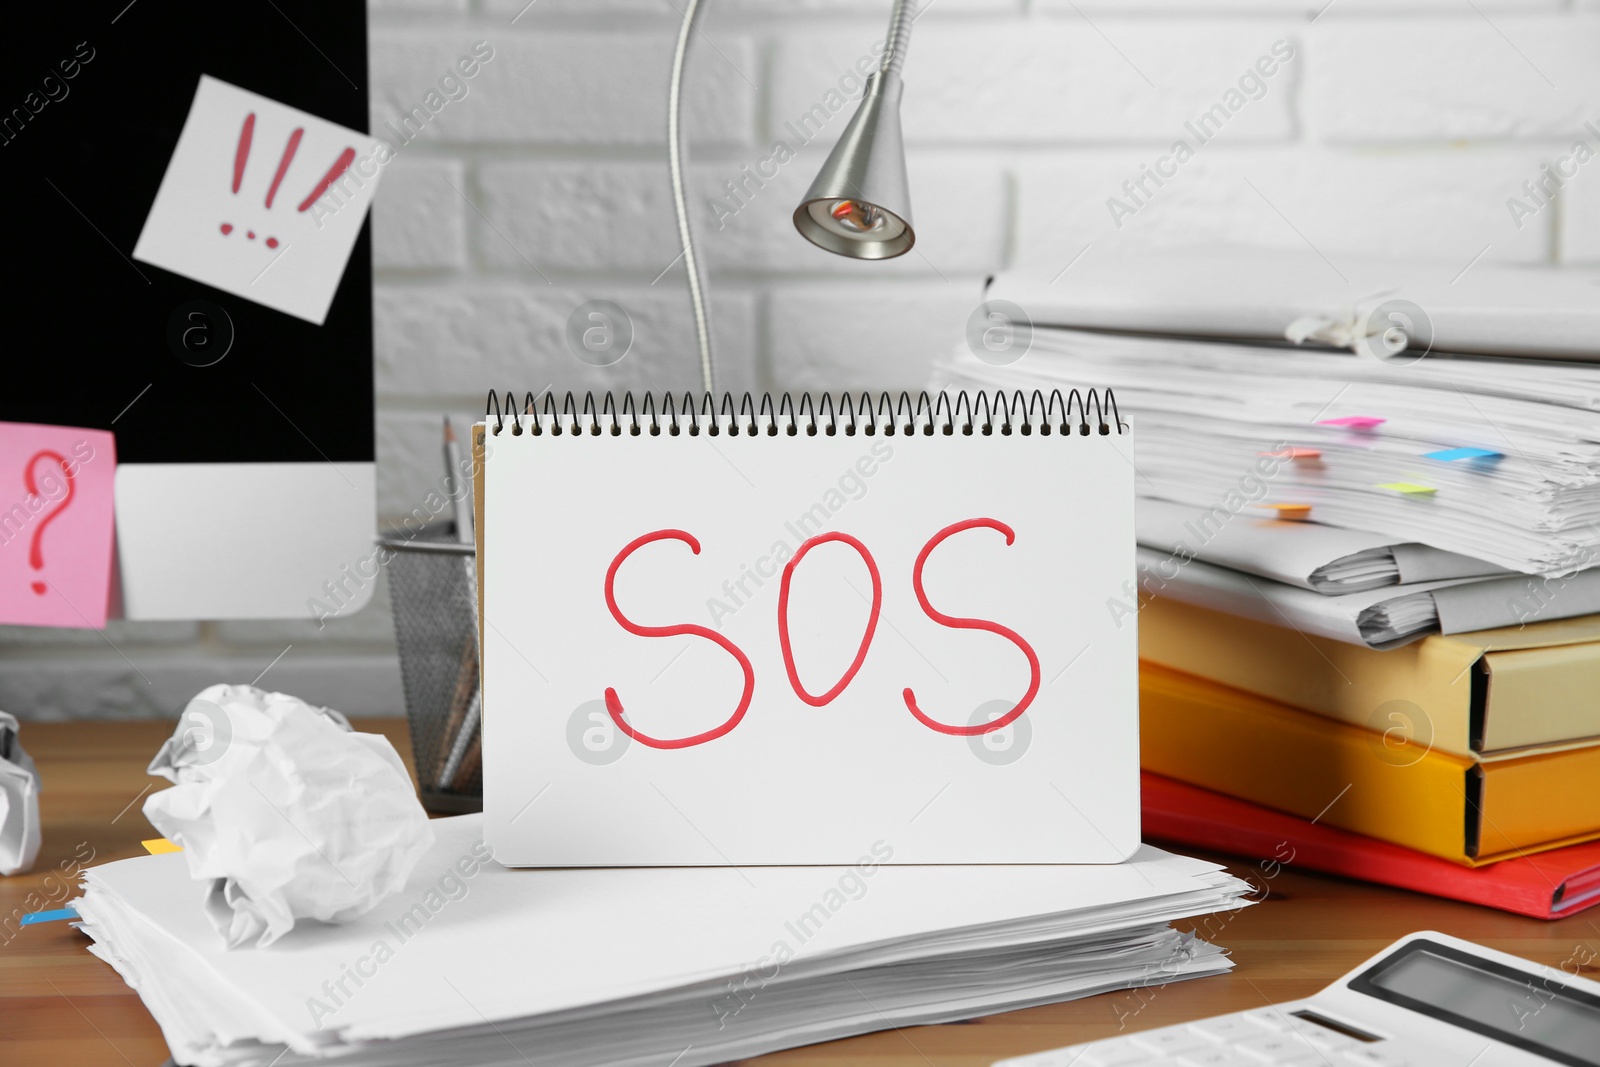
(0, 1, 373, 465)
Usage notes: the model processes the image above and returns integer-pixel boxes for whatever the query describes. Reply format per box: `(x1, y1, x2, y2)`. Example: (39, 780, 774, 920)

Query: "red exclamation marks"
(223, 112, 254, 239)
(297, 147, 356, 212)
(232, 112, 255, 194)
(221, 111, 283, 248)
(265, 128, 303, 209)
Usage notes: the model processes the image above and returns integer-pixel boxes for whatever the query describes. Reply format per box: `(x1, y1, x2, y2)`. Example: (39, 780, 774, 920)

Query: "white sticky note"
(134, 76, 383, 325)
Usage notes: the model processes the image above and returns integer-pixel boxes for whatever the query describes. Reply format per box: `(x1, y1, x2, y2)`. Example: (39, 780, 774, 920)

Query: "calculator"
(995, 932, 1600, 1066)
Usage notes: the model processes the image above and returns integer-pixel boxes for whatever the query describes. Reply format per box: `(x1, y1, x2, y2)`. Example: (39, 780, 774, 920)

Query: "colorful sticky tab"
(20, 907, 78, 926)
(1425, 447, 1503, 462)
(1260, 447, 1322, 460)
(1263, 503, 1313, 520)
(1319, 416, 1387, 429)
(1377, 482, 1437, 496)
(142, 838, 183, 855)
(0, 423, 118, 629)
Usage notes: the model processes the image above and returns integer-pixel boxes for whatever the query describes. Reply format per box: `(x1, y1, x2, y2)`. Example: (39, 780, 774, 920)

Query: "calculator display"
(1352, 941, 1600, 1067)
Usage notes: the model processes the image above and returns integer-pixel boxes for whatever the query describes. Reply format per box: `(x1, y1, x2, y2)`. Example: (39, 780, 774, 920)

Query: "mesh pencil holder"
(380, 522, 483, 814)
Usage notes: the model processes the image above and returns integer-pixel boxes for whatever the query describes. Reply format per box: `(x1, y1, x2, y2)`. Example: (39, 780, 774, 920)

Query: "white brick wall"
(6, 0, 1596, 720)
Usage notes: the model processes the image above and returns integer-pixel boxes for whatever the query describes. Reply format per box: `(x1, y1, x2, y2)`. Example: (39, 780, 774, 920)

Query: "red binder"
(1142, 772, 1600, 920)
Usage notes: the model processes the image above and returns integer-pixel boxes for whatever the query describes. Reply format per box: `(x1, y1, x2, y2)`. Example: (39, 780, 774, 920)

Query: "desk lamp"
(670, 0, 918, 392)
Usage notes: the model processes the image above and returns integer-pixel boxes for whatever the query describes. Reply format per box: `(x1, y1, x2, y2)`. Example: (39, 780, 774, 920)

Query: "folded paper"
(1137, 498, 1506, 594)
(143, 685, 433, 949)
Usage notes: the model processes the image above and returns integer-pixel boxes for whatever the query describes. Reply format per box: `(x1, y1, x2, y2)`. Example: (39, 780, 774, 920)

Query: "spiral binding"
(485, 390, 1126, 438)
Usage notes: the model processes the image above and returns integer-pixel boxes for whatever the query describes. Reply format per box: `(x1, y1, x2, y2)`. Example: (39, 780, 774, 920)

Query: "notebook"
(472, 391, 1138, 866)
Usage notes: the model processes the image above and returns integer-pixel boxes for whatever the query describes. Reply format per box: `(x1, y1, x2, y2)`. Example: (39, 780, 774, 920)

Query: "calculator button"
(1188, 1015, 1274, 1042)
(1236, 1009, 1291, 1033)
(1076, 1042, 1160, 1066)
(1233, 1032, 1323, 1063)
(1284, 1022, 1356, 1053)
(994, 1048, 1089, 1067)
(996, 1049, 1109, 1067)
(1129, 1028, 1210, 1055)
(1175, 1048, 1262, 1066)
(1341, 1049, 1410, 1066)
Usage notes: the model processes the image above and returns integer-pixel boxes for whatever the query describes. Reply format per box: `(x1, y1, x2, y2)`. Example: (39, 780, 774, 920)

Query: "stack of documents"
(937, 246, 1600, 909)
(75, 814, 1253, 1067)
(942, 250, 1600, 580)
(1131, 497, 1545, 649)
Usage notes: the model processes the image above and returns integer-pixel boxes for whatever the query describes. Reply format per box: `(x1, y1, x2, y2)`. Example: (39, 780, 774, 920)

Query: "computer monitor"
(1, 1, 375, 619)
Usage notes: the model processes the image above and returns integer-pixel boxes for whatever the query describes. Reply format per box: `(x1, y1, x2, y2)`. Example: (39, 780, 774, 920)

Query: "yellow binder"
(1140, 596, 1600, 757)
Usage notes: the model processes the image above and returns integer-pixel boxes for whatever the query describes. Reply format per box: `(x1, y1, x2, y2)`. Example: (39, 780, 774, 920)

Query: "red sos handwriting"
(602, 520, 1040, 750)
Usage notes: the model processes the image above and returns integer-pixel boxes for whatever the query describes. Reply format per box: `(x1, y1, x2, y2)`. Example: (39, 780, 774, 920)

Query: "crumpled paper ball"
(0, 711, 41, 876)
(143, 684, 435, 949)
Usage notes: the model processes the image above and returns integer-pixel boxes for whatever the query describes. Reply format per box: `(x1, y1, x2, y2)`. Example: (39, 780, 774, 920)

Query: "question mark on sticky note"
(23, 451, 75, 596)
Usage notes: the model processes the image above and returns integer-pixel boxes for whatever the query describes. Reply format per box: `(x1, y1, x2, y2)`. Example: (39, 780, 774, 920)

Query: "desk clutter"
(18, 238, 1600, 1060)
(942, 246, 1600, 917)
(46, 385, 1279, 1067)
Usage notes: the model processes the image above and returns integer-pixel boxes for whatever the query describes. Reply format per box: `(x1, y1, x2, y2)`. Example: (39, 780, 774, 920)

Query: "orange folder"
(1140, 663, 1600, 865)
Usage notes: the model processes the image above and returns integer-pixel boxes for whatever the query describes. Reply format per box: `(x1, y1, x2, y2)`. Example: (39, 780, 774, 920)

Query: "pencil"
(435, 417, 483, 792)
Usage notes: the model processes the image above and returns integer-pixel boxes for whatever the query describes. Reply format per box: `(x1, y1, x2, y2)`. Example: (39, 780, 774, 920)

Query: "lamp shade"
(792, 71, 914, 260)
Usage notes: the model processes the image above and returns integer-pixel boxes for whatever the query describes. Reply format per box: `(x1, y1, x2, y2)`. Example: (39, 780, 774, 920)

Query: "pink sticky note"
(1319, 416, 1386, 430)
(0, 423, 117, 628)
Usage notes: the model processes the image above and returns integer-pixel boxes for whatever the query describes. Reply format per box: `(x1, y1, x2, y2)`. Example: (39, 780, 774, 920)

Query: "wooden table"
(3, 720, 1596, 1066)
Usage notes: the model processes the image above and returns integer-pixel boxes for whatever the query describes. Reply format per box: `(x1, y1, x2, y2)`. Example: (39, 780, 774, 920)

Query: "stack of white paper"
(75, 815, 1252, 1067)
(938, 250, 1600, 647)
(991, 244, 1600, 361)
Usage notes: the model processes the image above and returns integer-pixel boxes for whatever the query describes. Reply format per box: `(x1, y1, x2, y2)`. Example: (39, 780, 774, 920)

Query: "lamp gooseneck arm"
(668, 0, 715, 396)
(880, 0, 918, 78)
